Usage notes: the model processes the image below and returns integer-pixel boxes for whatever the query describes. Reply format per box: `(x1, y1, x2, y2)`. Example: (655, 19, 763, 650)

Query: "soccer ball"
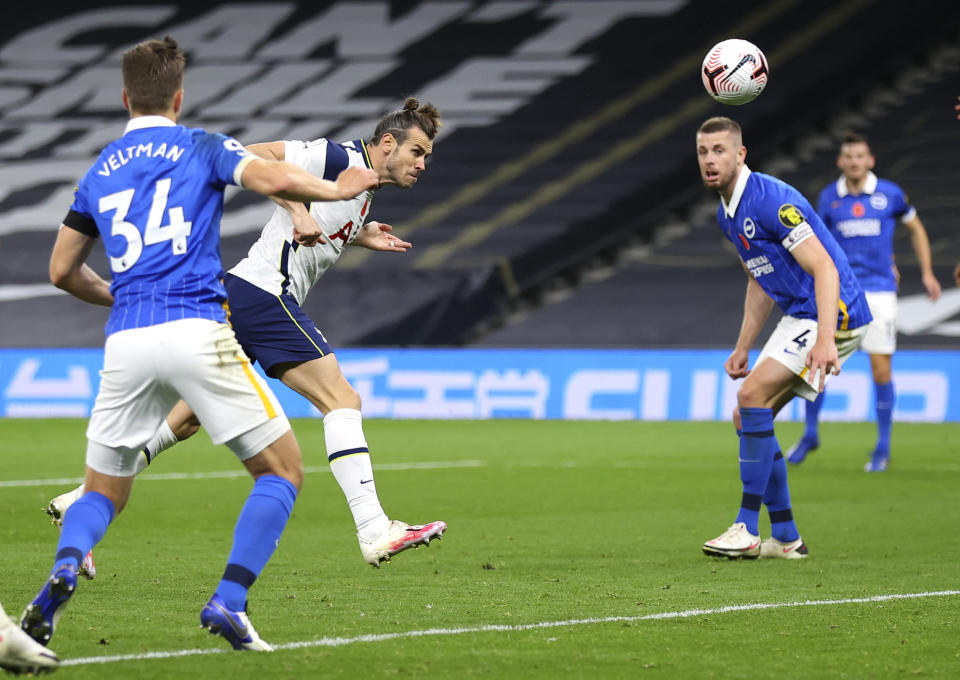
(701, 39, 769, 105)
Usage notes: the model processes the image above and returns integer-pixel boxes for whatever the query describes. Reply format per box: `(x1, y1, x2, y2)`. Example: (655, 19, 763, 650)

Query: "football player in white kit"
(47, 97, 447, 569)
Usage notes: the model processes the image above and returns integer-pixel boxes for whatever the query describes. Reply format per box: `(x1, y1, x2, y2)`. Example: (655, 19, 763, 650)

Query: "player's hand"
(953, 262, 960, 287)
(292, 213, 324, 246)
(891, 262, 900, 289)
(353, 221, 412, 252)
(955, 96, 960, 120)
(335, 166, 379, 199)
(923, 272, 942, 301)
(724, 348, 751, 380)
(805, 336, 839, 393)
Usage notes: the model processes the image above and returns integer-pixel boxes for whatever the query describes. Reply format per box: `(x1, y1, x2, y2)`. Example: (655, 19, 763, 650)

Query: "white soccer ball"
(701, 39, 769, 105)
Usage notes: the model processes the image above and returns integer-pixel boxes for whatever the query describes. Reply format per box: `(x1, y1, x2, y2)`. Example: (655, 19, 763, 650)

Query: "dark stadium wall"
(1, 1, 958, 348)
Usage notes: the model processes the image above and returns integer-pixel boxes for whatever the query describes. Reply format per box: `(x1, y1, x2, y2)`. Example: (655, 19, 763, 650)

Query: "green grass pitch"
(2, 418, 959, 678)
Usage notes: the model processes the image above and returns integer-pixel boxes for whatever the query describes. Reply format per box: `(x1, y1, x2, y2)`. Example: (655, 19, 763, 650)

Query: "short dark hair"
(371, 97, 442, 145)
(698, 116, 742, 138)
(121, 36, 185, 115)
(840, 131, 869, 149)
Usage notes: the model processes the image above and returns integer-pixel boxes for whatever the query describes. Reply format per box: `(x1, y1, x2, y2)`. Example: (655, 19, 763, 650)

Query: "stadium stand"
(477, 40, 960, 348)
(0, 1, 958, 348)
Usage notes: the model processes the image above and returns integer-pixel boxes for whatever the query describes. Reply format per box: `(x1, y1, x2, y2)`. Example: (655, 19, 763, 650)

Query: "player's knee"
(328, 382, 361, 412)
(736, 383, 762, 409)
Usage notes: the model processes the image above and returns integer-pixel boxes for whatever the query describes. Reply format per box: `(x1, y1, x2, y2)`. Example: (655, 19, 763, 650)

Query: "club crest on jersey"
(870, 193, 887, 210)
(742, 217, 756, 239)
(778, 204, 805, 228)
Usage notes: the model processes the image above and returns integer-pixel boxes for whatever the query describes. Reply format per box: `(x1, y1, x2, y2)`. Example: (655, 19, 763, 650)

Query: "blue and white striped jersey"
(64, 116, 254, 337)
(817, 172, 915, 292)
(715, 167, 871, 331)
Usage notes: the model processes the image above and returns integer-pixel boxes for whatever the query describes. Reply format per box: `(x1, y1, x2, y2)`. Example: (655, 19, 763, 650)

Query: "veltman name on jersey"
(745, 254, 774, 277)
(836, 218, 881, 237)
(96, 143, 185, 177)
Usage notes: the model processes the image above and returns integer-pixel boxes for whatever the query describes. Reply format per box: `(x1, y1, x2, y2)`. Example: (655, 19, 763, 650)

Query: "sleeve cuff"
(781, 222, 813, 251)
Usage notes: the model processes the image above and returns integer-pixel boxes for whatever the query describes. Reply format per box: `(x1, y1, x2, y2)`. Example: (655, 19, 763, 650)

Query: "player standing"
(786, 133, 942, 471)
(19, 37, 378, 652)
(696, 117, 872, 559)
(45, 98, 446, 570)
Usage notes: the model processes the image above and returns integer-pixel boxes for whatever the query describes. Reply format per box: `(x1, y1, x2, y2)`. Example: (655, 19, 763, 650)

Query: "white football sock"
(137, 420, 178, 474)
(324, 408, 389, 539)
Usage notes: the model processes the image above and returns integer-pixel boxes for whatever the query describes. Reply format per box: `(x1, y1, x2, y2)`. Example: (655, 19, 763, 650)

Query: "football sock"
(53, 491, 114, 572)
(215, 475, 297, 611)
(735, 407, 778, 535)
(874, 381, 894, 454)
(136, 419, 178, 474)
(324, 408, 389, 540)
(763, 451, 800, 542)
(803, 392, 824, 442)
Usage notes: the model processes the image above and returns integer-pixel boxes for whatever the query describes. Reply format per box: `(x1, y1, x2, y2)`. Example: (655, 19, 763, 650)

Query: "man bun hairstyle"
(121, 36, 186, 115)
(371, 96, 442, 145)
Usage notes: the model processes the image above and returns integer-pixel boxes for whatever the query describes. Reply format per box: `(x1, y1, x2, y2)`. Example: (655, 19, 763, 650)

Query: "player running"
(785, 132, 941, 471)
(696, 117, 872, 560)
(20, 36, 379, 653)
(45, 97, 447, 573)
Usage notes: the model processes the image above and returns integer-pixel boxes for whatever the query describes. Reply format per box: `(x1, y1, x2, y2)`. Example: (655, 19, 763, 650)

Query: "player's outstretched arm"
(351, 222, 412, 252)
(902, 214, 942, 301)
(791, 235, 840, 392)
(243, 140, 326, 246)
(49, 226, 113, 306)
(241, 159, 378, 202)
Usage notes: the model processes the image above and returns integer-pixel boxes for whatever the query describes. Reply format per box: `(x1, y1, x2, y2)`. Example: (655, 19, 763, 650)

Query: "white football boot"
(760, 536, 809, 559)
(46, 486, 96, 580)
(702, 522, 761, 559)
(358, 520, 447, 567)
(0, 605, 59, 674)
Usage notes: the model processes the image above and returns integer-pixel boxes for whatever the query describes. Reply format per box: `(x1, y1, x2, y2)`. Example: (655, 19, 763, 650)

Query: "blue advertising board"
(1, 348, 958, 421)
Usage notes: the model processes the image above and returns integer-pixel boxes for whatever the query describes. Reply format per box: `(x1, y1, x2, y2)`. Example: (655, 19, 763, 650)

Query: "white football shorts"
(859, 291, 897, 355)
(756, 315, 866, 402)
(86, 318, 289, 476)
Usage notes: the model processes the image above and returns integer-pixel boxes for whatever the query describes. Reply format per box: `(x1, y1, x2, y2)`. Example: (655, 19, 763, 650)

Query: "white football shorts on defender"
(86, 318, 289, 475)
(860, 291, 897, 355)
(756, 315, 866, 402)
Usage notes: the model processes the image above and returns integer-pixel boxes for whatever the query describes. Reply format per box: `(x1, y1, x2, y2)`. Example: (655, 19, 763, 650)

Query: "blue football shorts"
(224, 273, 333, 377)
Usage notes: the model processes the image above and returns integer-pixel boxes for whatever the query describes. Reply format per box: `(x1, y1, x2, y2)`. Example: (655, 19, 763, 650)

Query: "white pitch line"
(0, 460, 485, 488)
(62, 590, 960, 667)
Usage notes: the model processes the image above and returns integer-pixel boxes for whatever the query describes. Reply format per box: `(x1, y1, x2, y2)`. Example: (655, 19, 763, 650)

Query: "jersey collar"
(836, 171, 878, 197)
(356, 138, 374, 169)
(124, 115, 177, 134)
(721, 165, 751, 218)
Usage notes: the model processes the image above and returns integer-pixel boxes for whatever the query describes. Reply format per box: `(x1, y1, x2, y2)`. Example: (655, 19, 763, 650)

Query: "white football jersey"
(228, 138, 374, 304)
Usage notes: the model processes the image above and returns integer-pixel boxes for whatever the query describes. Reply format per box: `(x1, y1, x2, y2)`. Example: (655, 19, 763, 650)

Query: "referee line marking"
(62, 590, 960, 667)
(0, 460, 485, 488)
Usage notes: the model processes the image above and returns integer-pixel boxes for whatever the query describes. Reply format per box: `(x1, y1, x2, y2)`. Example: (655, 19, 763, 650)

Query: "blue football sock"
(53, 491, 115, 572)
(735, 408, 778, 535)
(216, 475, 297, 611)
(763, 452, 800, 542)
(804, 392, 824, 442)
(874, 381, 894, 454)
